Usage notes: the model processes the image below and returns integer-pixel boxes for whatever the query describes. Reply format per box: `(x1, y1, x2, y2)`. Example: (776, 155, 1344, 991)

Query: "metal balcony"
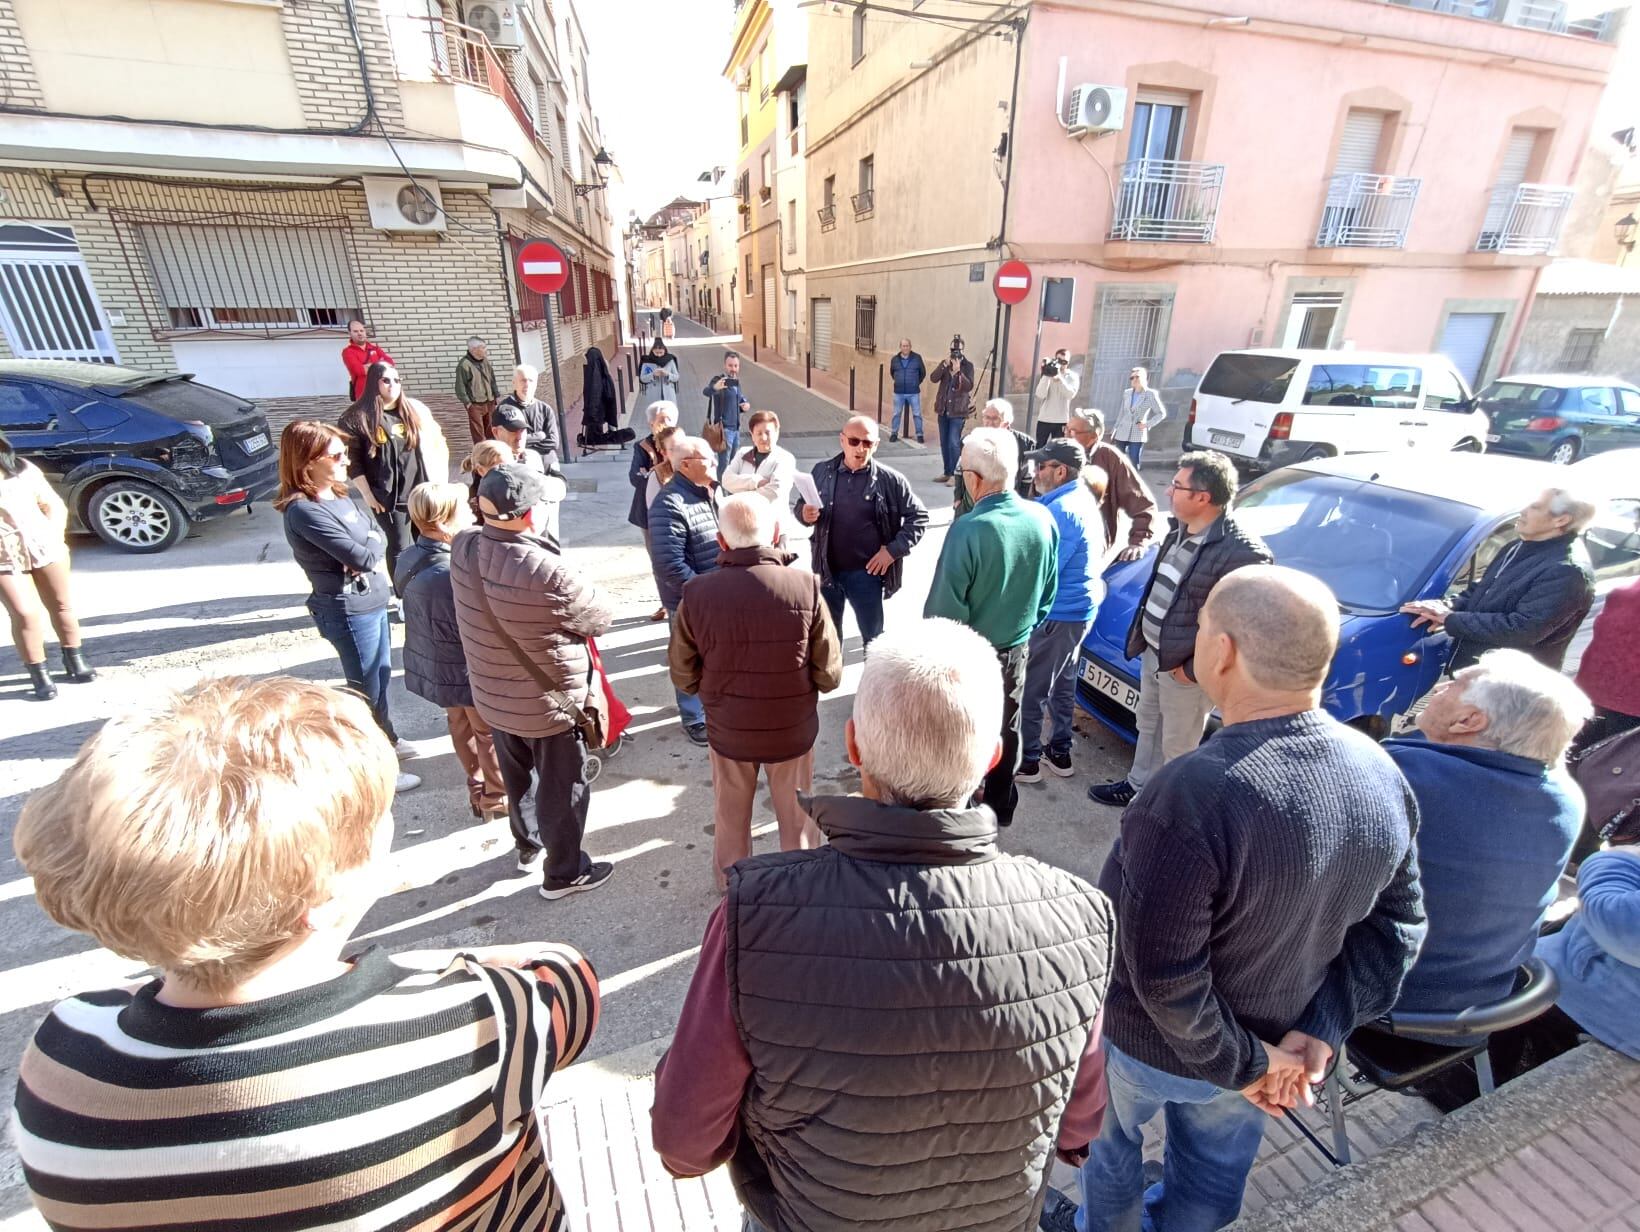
(1385, 0, 1621, 42)
(1316, 173, 1421, 249)
(851, 189, 875, 218)
(1475, 182, 1574, 255)
(817, 203, 837, 232)
(1109, 159, 1225, 243)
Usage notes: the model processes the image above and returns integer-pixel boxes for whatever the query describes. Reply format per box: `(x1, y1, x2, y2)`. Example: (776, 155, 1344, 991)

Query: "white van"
(1185, 349, 1489, 472)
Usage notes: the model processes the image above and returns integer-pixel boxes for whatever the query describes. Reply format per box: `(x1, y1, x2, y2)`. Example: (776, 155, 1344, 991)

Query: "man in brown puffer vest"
(669, 493, 843, 891)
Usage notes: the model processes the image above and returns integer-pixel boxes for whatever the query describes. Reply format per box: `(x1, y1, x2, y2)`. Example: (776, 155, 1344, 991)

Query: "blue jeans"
(892, 392, 923, 438)
(1122, 439, 1145, 467)
(666, 609, 706, 728)
(309, 601, 397, 741)
(1077, 1044, 1269, 1232)
(716, 427, 740, 474)
(822, 568, 886, 646)
(938, 414, 964, 476)
(1020, 617, 1095, 763)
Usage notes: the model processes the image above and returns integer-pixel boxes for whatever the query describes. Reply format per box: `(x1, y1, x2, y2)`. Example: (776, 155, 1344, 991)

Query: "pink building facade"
(1005, 0, 1615, 422)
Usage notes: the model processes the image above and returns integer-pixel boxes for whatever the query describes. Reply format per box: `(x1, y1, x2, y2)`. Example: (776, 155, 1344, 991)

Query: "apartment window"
(855, 294, 876, 353)
(739, 92, 750, 147)
(787, 199, 797, 252)
(557, 114, 573, 174)
(761, 150, 773, 200)
(1334, 109, 1388, 177)
(745, 254, 753, 289)
(1127, 91, 1190, 162)
(852, 156, 875, 218)
(758, 42, 771, 102)
(126, 215, 362, 339)
(818, 175, 837, 232)
(851, 3, 866, 64)
(523, 70, 542, 133)
(1560, 328, 1604, 371)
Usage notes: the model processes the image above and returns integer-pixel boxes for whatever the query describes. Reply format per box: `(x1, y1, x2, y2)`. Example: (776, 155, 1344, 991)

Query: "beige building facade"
(0, 0, 624, 440)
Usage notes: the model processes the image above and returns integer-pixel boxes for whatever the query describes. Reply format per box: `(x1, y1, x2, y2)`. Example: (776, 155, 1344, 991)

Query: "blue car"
(1077, 451, 1640, 739)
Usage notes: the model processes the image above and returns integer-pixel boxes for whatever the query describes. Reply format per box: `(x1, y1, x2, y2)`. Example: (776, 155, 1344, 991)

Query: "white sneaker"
(393, 738, 417, 761)
(395, 771, 422, 793)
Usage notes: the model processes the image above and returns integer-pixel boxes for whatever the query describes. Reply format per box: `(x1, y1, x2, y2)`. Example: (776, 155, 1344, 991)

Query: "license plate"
(1209, 430, 1244, 449)
(1485, 433, 1501, 443)
(241, 432, 270, 454)
(1080, 659, 1141, 712)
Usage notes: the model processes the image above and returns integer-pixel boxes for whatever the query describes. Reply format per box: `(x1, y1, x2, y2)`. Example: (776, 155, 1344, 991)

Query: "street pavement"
(0, 316, 1143, 1226)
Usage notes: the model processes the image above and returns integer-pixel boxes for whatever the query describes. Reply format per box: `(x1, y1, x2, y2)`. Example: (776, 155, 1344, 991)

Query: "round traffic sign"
(993, 259, 1032, 306)
(517, 240, 569, 295)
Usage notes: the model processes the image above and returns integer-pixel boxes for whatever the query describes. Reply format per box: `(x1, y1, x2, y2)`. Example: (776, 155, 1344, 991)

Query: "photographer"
(931, 338, 976, 484)
(703, 350, 753, 471)
(1033, 348, 1080, 447)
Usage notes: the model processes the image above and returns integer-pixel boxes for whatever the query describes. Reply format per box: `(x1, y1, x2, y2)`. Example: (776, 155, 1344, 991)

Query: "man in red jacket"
(342, 319, 394, 401)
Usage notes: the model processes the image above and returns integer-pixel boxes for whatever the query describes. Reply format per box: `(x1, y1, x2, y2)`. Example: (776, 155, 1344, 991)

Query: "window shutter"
(1334, 110, 1386, 176)
(560, 261, 578, 317)
(1497, 129, 1537, 188)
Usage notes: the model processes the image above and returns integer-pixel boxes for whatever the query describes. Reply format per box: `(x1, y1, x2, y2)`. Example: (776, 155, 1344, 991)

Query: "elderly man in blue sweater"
(1387, 650, 1590, 1024)
(1017, 439, 1106, 783)
(1044, 565, 1426, 1232)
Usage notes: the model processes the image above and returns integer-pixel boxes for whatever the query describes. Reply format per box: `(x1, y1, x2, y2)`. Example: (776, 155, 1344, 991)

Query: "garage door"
(811, 297, 832, 370)
(1438, 312, 1502, 388)
(761, 265, 776, 351)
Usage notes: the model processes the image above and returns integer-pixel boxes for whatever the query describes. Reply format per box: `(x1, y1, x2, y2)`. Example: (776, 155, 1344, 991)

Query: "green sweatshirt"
(924, 490, 1058, 650)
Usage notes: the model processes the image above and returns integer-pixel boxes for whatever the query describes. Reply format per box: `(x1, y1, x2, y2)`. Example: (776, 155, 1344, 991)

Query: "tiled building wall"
(0, 0, 43, 108)
(279, 0, 405, 132)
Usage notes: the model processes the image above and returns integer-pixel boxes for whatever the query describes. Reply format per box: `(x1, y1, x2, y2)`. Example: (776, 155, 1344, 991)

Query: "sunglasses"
(844, 435, 878, 448)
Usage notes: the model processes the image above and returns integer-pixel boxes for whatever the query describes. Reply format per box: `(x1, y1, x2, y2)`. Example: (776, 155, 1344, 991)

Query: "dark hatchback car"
(1479, 373, 1640, 465)
(0, 361, 278, 553)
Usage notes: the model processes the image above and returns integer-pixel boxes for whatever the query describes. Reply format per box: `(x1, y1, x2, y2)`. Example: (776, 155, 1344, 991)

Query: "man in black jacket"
(1044, 566, 1425, 1232)
(798, 416, 928, 647)
(1401, 484, 1596, 672)
(495, 364, 561, 472)
(1090, 451, 1272, 807)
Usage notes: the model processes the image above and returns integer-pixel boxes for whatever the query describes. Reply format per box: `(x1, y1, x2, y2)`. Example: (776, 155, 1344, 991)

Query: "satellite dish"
(397, 184, 439, 226)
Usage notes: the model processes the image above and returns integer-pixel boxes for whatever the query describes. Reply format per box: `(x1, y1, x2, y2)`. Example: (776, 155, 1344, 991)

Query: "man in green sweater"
(926, 426, 1058, 827)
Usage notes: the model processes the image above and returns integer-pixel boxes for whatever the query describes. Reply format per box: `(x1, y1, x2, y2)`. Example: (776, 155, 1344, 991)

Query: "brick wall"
(279, 0, 405, 133)
(0, 0, 42, 108)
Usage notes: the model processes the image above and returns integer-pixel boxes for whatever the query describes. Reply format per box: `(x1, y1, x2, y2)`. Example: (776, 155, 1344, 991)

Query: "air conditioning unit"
(734, 67, 751, 92)
(466, 1, 523, 48)
(1064, 84, 1127, 136)
(362, 176, 447, 233)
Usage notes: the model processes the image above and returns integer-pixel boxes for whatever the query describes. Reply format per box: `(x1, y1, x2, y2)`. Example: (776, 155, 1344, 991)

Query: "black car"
(0, 360, 278, 553)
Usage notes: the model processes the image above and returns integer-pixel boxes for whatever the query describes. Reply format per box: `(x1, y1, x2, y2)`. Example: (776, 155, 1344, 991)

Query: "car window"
(1446, 518, 1518, 601)
(1422, 365, 1467, 412)
(72, 400, 129, 432)
(1580, 387, 1618, 415)
(0, 381, 65, 431)
(119, 377, 252, 421)
(1585, 499, 1640, 584)
(1198, 353, 1297, 404)
(1233, 469, 1475, 610)
(1619, 389, 1640, 417)
(1302, 364, 1421, 410)
(1480, 382, 1565, 412)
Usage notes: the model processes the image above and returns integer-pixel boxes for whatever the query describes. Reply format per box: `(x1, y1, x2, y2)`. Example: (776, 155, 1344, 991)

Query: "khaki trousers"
(709, 748, 818, 890)
(446, 704, 506, 814)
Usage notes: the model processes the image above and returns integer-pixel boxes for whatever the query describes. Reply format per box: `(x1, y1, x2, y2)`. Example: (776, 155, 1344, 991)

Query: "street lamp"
(1617, 212, 1637, 264)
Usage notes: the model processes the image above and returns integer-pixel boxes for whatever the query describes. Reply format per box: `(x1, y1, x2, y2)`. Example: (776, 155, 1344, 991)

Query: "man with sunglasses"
(1089, 451, 1270, 807)
(799, 416, 928, 647)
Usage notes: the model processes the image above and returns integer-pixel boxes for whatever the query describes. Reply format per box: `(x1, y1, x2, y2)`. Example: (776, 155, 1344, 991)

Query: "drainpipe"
(988, 14, 1028, 398)
(488, 202, 523, 365)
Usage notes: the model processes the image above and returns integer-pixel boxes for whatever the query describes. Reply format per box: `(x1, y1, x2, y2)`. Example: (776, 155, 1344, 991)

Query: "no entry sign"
(993, 260, 1032, 306)
(517, 240, 569, 295)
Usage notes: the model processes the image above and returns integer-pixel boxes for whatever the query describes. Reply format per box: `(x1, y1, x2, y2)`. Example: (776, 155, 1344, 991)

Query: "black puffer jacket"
(393, 537, 471, 709)
(1444, 531, 1594, 671)
(1125, 512, 1272, 677)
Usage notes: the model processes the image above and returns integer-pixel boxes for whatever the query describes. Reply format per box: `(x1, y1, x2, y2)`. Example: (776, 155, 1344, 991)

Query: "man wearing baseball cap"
(490, 402, 566, 548)
(1017, 439, 1108, 783)
(450, 464, 615, 898)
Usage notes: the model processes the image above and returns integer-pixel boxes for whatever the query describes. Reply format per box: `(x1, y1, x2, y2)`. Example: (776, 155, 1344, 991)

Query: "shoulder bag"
(1571, 724, 1640, 839)
(702, 394, 727, 455)
(467, 566, 608, 749)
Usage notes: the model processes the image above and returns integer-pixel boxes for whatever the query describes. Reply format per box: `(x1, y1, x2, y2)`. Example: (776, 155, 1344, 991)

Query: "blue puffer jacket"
(890, 351, 926, 396)
(393, 537, 473, 709)
(649, 474, 720, 610)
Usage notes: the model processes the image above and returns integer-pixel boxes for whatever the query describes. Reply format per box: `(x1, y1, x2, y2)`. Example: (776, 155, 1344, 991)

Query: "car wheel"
(1298, 445, 1333, 462)
(1549, 438, 1580, 465)
(86, 480, 189, 553)
(1451, 438, 1484, 453)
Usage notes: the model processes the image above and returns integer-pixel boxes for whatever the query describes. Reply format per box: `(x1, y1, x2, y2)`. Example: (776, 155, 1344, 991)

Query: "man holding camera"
(1033, 348, 1080, 448)
(931, 340, 976, 484)
(889, 338, 927, 446)
(703, 351, 752, 473)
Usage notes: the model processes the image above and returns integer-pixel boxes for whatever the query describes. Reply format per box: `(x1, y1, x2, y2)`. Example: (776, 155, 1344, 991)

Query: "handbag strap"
(466, 549, 596, 733)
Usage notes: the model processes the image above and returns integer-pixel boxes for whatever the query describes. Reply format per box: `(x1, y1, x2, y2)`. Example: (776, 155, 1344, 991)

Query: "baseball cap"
(489, 404, 527, 433)
(1025, 439, 1087, 471)
(477, 463, 551, 519)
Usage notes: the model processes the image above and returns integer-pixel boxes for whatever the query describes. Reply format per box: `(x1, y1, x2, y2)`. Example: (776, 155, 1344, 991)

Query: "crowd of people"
(8, 318, 1640, 1232)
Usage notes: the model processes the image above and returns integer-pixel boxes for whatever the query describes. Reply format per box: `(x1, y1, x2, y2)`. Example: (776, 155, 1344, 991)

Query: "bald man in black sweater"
(1043, 566, 1426, 1232)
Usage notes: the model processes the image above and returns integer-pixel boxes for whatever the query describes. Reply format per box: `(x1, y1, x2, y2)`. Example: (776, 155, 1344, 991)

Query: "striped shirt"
(13, 944, 599, 1232)
(1140, 532, 1204, 652)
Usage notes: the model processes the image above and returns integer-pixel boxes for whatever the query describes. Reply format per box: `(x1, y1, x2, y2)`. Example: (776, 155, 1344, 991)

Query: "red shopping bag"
(588, 639, 630, 744)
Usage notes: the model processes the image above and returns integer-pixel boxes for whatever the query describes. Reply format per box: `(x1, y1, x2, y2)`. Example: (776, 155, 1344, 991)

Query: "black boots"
(61, 646, 96, 683)
(25, 661, 56, 701)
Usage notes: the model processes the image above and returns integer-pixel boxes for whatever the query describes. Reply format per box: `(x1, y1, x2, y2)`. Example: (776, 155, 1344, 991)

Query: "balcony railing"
(1316, 173, 1421, 248)
(387, 16, 537, 139)
(818, 203, 837, 232)
(1385, 0, 1621, 42)
(1476, 182, 1574, 255)
(851, 189, 875, 218)
(1109, 159, 1225, 244)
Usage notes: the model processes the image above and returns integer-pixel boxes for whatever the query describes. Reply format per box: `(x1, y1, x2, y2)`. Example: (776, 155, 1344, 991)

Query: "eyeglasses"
(1166, 481, 1207, 495)
(843, 435, 878, 448)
